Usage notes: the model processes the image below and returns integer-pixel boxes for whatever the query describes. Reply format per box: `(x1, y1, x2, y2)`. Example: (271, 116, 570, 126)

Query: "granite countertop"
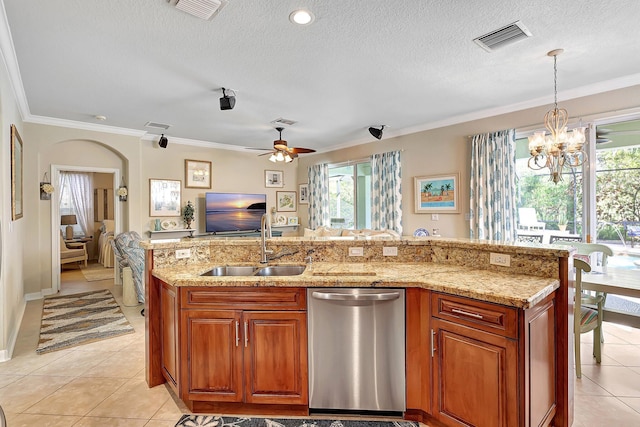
(151, 261, 559, 309)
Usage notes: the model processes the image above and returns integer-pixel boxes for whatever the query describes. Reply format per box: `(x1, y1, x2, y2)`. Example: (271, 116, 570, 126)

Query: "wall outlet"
(383, 246, 398, 256)
(431, 214, 439, 221)
(176, 249, 191, 259)
(489, 252, 511, 267)
(348, 247, 364, 257)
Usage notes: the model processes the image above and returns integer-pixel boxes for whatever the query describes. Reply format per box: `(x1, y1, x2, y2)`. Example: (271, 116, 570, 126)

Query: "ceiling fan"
(252, 127, 316, 162)
(596, 125, 640, 144)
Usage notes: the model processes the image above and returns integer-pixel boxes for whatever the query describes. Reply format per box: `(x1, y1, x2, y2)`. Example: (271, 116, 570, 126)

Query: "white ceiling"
(3, 0, 640, 153)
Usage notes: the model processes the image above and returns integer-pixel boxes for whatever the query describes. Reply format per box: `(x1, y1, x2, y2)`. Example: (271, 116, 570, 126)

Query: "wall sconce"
(40, 172, 54, 200)
(118, 177, 128, 202)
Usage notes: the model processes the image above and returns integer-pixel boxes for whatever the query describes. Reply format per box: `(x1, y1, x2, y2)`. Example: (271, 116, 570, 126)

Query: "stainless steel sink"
(201, 266, 258, 276)
(254, 265, 307, 276)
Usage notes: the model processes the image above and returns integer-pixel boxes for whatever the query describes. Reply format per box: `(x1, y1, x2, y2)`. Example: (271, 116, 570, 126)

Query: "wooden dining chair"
(573, 258, 603, 378)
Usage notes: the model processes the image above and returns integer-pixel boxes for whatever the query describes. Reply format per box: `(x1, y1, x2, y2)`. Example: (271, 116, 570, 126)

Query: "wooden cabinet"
(159, 284, 308, 414)
(428, 292, 557, 427)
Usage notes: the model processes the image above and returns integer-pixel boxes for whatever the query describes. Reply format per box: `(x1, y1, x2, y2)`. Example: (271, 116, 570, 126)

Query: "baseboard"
(0, 296, 26, 362)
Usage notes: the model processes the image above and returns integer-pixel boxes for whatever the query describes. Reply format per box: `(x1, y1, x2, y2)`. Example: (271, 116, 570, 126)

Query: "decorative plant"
(183, 201, 195, 228)
(40, 183, 54, 194)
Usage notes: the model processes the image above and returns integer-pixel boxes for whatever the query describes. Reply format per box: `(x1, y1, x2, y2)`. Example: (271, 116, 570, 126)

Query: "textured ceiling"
(3, 0, 640, 153)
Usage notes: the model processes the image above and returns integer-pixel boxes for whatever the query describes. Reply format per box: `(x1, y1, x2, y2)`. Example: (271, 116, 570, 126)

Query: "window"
(328, 161, 371, 229)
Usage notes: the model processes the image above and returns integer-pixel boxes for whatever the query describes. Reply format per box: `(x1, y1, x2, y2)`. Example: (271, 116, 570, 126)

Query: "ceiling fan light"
(284, 153, 293, 162)
(276, 151, 284, 161)
(269, 153, 277, 162)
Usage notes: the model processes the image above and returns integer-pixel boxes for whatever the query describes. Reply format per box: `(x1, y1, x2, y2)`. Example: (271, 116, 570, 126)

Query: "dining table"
(582, 266, 640, 298)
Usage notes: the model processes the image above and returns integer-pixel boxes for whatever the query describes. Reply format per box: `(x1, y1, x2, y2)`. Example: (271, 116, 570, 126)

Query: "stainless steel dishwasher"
(307, 288, 405, 413)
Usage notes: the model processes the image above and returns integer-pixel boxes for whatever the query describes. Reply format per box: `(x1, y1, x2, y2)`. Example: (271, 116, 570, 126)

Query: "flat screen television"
(205, 192, 267, 233)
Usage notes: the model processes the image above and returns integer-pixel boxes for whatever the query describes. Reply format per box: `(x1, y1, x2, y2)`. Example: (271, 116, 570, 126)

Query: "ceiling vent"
(473, 21, 532, 52)
(167, 0, 228, 20)
(145, 121, 172, 130)
(271, 118, 298, 126)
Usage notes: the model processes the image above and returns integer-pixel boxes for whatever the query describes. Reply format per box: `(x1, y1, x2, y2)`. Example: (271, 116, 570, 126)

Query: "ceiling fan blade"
(291, 147, 316, 154)
(246, 147, 272, 151)
(257, 152, 274, 156)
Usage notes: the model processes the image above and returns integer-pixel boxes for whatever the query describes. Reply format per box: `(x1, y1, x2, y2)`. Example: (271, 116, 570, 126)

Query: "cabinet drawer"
(182, 287, 306, 311)
(431, 293, 517, 339)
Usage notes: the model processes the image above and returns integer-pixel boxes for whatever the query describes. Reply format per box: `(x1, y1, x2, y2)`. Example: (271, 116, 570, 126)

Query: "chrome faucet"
(260, 213, 273, 263)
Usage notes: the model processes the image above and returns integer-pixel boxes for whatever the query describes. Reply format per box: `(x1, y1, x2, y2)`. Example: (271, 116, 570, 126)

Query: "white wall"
(298, 84, 640, 237)
(0, 47, 25, 361)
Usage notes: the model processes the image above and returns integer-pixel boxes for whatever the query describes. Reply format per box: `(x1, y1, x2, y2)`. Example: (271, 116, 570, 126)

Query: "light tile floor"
(1, 264, 640, 426)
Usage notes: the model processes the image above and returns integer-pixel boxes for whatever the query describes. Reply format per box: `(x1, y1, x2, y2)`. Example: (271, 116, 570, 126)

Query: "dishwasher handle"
(311, 291, 401, 302)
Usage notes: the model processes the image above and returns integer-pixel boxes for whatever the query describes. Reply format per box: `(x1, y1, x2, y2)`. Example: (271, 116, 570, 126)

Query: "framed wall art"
(276, 191, 297, 212)
(265, 170, 284, 188)
(149, 179, 181, 217)
(414, 173, 460, 213)
(298, 183, 309, 204)
(185, 159, 212, 189)
(11, 124, 23, 220)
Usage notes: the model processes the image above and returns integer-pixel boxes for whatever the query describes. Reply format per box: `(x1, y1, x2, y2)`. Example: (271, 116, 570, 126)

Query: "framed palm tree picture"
(414, 173, 459, 213)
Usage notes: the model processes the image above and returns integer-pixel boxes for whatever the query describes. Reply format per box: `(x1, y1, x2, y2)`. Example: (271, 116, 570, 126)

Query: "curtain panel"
(60, 172, 95, 237)
(469, 129, 517, 242)
(371, 150, 403, 234)
(307, 163, 330, 229)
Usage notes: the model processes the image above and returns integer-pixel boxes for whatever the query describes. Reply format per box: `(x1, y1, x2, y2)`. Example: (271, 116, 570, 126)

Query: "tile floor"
(1, 263, 639, 426)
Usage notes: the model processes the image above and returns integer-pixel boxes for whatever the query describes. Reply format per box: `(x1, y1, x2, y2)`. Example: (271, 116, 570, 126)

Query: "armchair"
(60, 232, 87, 269)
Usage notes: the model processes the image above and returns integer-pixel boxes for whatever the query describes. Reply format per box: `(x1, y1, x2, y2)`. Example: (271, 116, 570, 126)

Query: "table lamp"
(61, 215, 77, 240)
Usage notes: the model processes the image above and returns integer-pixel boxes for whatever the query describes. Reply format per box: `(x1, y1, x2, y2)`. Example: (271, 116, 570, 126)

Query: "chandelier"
(528, 49, 586, 184)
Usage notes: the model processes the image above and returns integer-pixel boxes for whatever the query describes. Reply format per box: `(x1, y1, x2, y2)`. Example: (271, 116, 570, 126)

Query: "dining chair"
(573, 258, 603, 378)
(552, 241, 614, 344)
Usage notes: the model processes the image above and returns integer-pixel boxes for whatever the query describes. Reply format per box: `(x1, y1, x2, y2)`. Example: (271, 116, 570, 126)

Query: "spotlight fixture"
(158, 134, 168, 148)
(219, 87, 236, 110)
(368, 125, 385, 140)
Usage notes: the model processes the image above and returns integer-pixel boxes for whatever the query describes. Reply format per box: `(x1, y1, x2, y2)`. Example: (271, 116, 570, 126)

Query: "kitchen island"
(142, 236, 573, 427)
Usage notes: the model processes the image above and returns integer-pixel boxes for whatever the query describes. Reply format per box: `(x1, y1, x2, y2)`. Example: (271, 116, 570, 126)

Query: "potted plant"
(183, 201, 194, 229)
(558, 210, 568, 232)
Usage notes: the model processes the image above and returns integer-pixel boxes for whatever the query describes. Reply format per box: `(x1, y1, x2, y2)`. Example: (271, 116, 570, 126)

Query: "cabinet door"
(432, 318, 518, 427)
(182, 310, 243, 402)
(243, 311, 308, 405)
(160, 282, 179, 388)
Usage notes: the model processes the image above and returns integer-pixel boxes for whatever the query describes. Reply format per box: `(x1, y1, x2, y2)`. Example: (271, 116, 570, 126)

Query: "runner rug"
(175, 416, 417, 427)
(36, 289, 134, 354)
(80, 264, 114, 282)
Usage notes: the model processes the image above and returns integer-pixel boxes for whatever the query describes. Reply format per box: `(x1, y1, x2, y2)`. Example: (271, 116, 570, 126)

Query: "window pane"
(329, 165, 355, 229)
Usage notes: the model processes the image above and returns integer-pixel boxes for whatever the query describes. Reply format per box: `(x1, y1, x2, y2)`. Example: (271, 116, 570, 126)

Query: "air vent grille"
(473, 21, 532, 52)
(271, 118, 298, 126)
(167, 0, 228, 21)
(145, 121, 172, 130)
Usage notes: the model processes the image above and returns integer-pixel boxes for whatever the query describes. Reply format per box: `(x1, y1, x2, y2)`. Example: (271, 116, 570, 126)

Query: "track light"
(158, 134, 168, 148)
(220, 87, 236, 110)
(368, 125, 385, 140)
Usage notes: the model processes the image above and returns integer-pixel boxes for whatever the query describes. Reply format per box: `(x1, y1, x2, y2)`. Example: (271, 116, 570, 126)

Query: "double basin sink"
(201, 265, 306, 277)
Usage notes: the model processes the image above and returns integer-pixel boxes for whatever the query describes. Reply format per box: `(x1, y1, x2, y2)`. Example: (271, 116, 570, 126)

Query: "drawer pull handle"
(244, 321, 248, 348)
(235, 321, 239, 347)
(451, 308, 484, 320)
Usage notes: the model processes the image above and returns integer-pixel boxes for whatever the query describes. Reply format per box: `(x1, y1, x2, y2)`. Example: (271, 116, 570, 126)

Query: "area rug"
(175, 416, 417, 427)
(36, 289, 134, 354)
(80, 263, 114, 282)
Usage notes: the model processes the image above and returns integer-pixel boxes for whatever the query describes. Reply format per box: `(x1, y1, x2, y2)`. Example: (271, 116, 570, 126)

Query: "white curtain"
(60, 172, 94, 237)
(307, 164, 330, 229)
(371, 150, 403, 234)
(470, 129, 517, 242)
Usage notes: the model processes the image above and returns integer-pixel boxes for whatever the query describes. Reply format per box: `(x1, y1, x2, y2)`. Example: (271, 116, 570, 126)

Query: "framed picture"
(185, 159, 211, 189)
(11, 124, 23, 220)
(298, 183, 309, 204)
(414, 173, 460, 213)
(276, 191, 297, 212)
(265, 170, 284, 188)
(149, 179, 181, 217)
(288, 216, 299, 225)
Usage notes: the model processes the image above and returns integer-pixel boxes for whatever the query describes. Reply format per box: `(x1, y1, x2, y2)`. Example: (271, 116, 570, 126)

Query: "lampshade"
(60, 215, 77, 225)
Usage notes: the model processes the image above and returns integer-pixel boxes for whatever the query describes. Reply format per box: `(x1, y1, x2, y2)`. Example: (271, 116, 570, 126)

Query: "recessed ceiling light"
(95, 115, 107, 121)
(289, 9, 314, 25)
